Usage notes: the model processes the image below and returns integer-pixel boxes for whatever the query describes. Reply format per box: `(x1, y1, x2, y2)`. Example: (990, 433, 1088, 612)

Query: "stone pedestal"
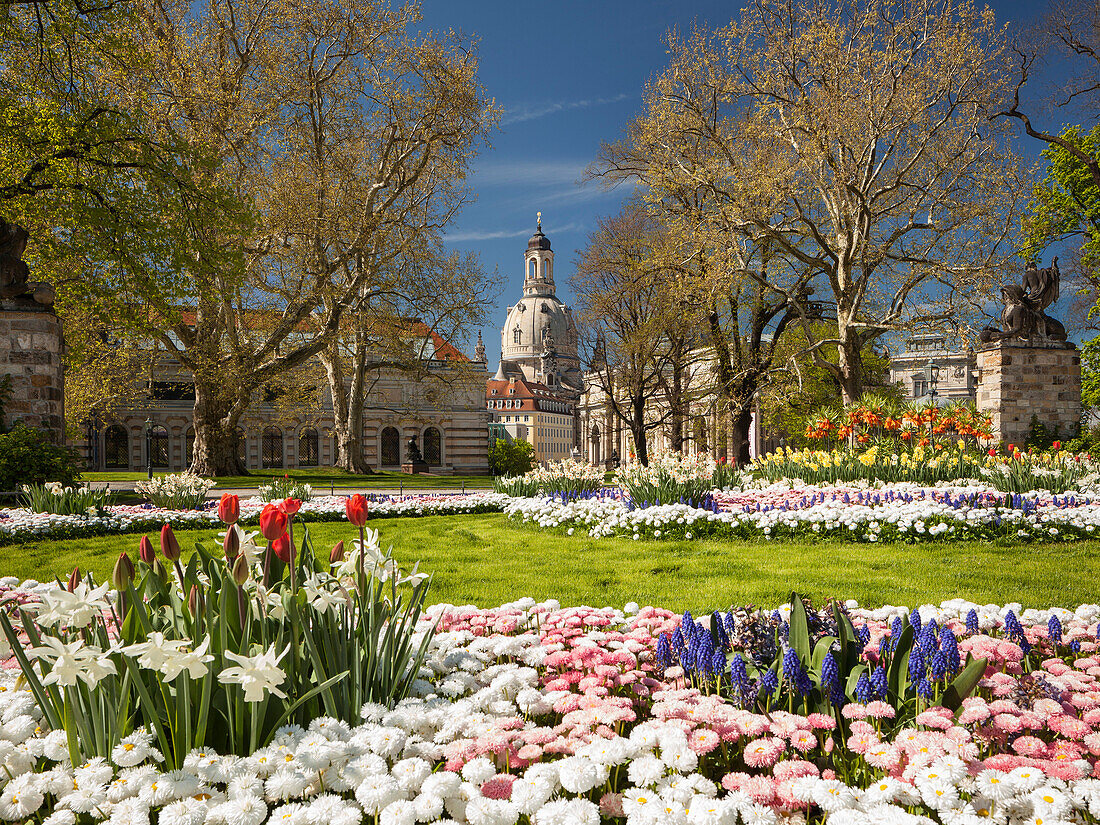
(401, 461, 429, 475)
(0, 301, 64, 440)
(976, 338, 1080, 446)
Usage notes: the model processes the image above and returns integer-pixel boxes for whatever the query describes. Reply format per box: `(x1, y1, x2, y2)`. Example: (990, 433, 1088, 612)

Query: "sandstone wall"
(976, 340, 1080, 446)
(0, 305, 64, 440)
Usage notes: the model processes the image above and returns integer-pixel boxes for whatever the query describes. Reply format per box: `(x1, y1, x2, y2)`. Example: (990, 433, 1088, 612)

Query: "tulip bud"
(188, 584, 204, 615)
(231, 554, 250, 586)
(223, 525, 240, 562)
(329, 540, 345, 565)
(218, 493, 240, 525)
(160, 524, 181, 562)
(66, 567, 81, 593)
(272, 532, 292, 563)
(112, 552, 135, 591)
(138, 535, 156, 564)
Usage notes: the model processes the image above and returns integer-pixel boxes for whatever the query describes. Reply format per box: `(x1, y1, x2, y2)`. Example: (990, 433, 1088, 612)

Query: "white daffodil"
(303, 576, 347, 614)
(31, 581, 111, 629)
(29, 636, 117, 688)
(220, 644, 290, 702)
(122, 632, 189, 672)
(160, 637, 215, 681)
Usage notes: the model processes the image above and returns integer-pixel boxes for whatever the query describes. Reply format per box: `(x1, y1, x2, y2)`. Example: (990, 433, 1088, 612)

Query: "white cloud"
(500, 92, 633, 125)
(471, 159, 589, 187)
(445, 221, 584, 243)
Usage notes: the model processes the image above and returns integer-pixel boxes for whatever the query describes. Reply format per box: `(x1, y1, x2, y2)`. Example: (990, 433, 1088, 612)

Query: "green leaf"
(788, 592, 811, 666)
(941, 656, 988, 711)
(845, 664, 868, 700)
(887, 624, 914, 698)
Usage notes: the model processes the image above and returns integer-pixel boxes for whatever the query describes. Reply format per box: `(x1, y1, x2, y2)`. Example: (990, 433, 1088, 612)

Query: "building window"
(424, 427, 441, 466)
(913, 378, 927, 397)
(104, 425, 128, 469)
(513, 327, 521, 344)
(528, 259, 536, 279)
(381, 426, 400, 466)
(299, 427, 319, 467)
(261, 427, 283, 469)
(150, 425, 170, 468)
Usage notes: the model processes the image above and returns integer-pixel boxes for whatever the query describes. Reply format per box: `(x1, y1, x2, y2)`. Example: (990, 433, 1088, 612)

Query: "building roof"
(486, 375, 575, 411)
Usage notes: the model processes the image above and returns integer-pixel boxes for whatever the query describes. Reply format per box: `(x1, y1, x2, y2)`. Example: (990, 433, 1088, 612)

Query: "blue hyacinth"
(1020, 639, 1032, 656)
(857, 624, 871, 646)
(712, 611, 729, 650)
(821, 652, 839, 690)
(759, 669, 778, 697)
(710, 649, 727, 678)
(909, 610, 922, 633)
(930, 651, 947, 680)
(1005, 610, 1024, 639)
(940, 628, 961, 673)
(870, 665, 887, 699)
(916, 677, 933, 698)
(655, 635, 672, 669)
(918, 624, 937, 658)
(890, 616, 904, 642)
(1072, 639, 1081, 653)
(1048, 615, 1063, 645)
(730, 654, 750, 695)
(855, 672, 871, 703)
(908, 646, 925, 684)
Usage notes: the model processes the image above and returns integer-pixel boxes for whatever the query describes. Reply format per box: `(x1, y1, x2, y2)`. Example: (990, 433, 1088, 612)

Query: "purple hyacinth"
(857, 624, 871, 646)
(917, 677, 933, 698)
(930, 651, 947, 680)
(759, 669, 778, 697)
(730, 654, 750, 695)
(918, 625, 937, 658)
(655, 635, 672, 669)
(1071, 639, 1081, 653)
(710, 649, 727, 678)
(1004, 610, 1024, 639)
(782, 648, 808, 695)
(909, 610, 922, 633)
(890, 616, 904, 642)
(821, 652, 839, 690)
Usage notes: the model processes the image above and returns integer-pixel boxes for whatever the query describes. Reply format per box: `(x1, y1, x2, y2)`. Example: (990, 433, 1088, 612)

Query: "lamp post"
(924, 359, 940, 447)
(144, 418, 154, 479)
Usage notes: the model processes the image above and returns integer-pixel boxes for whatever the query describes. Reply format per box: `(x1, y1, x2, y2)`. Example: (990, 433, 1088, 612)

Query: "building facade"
(77, 326, 491, 475)
(486, 218, 584, 464)
(888, 334, 977, 403)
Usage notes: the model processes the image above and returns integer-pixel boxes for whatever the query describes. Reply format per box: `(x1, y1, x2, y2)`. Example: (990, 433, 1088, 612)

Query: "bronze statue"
(0, 217, 54, 306)
(406, 435, 423, 464)
(979, 258, 1065, 344)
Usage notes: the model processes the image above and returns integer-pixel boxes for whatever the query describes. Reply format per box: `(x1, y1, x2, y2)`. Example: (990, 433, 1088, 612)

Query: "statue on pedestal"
(979, 258, 1066, 344)
(0, 218, 54, 306)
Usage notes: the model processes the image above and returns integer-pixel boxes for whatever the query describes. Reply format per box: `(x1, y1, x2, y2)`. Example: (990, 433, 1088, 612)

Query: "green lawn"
(6, 514, 1096, 612)
(81, 469, 492, 489)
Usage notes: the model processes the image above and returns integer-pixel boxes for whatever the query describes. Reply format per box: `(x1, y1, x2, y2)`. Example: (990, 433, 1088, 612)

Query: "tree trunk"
(631, 394, 649, 465)
(669, 357, 685, 453)
(837, 327, 864, 405)
(190, 381, 247, 476)
(730, 402, 753, 467)
(320, 341, 373, 474)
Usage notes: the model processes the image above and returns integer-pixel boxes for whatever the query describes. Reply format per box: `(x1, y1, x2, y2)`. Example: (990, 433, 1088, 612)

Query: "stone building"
(486, 218, 584, 464)
(77, 321, 490, 474)
(888, 333, 976, 402)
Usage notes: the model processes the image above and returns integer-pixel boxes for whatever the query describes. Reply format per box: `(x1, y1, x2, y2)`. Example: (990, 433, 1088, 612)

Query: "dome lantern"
(524, 212, 554, 297)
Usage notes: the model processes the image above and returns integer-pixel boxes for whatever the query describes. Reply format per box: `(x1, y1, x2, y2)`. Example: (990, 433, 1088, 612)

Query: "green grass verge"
(81, 469, 492, 489)
(6, 514, 1095, 613)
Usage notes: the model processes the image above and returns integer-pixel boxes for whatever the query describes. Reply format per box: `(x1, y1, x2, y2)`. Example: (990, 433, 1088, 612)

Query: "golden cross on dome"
(537, 211, 542, 231)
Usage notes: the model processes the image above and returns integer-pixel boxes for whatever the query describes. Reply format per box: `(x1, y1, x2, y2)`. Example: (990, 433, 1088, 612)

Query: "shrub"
(0, 423, 80, 492)
(21, 482, 110, 515)
(134, 472, 215, 509)
(258, 475, 313, 502)
(489, 438, 536, 476)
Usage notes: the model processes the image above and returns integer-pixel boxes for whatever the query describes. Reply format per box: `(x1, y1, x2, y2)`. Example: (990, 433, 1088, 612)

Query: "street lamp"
(924, 359, 940, 447)
(144, 418, 154, 479)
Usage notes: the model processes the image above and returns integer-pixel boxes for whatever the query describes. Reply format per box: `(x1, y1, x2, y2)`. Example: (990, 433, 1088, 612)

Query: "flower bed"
(0, 493, 510, 545)
(504, 482, 1100, 543)
(1, 581, 1100, 824)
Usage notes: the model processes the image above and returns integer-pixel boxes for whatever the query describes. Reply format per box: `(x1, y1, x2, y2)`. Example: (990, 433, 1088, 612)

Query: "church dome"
(527, 229, 551, 251)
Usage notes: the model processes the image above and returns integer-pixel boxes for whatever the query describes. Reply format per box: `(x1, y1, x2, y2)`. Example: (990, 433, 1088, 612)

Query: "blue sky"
(418, 1, 1071, 364)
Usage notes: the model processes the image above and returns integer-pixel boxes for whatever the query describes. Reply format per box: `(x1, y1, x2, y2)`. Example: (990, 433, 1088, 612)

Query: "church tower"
(523, 212, 554, 298)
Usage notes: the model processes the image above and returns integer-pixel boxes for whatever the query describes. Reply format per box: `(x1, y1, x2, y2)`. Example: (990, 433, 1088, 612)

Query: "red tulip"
(66, 567, 81, 592)
(259, 503, 288, 542)
(345, 494, 368, 527)
(138, 535, 156, 564)
(278, 498, 301, 516)
(1053, 440, 1062, 450)
(218, 493, 240, 524)
(271, 532, 292, 563)
(160, 524, 181, 562)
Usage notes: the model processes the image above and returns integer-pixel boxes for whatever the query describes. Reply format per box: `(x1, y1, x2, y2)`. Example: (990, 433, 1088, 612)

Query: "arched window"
(528, 259, 537, 279)
(235, 427, 247, 467)
(261, 427, 283, 469)
(513, 326, 521, 344)
(299, 427, 319, 467)
(543, 259, 551, 279)
(381, 426, 400, 466)
(424, 427, 441, 466)
(150, 425, 170, 468)
(185, 427, 195, 467)
(104, 425, 128, 469)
